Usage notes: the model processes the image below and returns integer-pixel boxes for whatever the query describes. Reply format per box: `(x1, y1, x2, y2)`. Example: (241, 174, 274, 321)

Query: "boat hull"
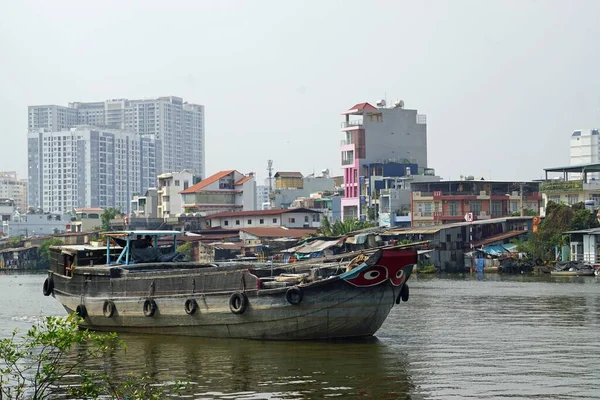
(54, 279, 398, 340)
(46, 248, 416, 340)
(550, 270, 595, 277)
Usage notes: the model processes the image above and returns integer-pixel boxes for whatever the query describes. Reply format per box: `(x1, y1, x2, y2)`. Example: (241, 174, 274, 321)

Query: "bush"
(0, 314, 185, 399)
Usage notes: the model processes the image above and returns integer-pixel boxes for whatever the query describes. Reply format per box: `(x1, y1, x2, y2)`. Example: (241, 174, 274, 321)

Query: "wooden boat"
(550, 270, 595, 277)
(42, 230, 417, 340)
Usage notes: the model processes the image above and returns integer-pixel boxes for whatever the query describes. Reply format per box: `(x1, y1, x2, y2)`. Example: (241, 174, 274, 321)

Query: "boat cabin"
(102, 230, 183, 265)
(48, 230, 184, 276)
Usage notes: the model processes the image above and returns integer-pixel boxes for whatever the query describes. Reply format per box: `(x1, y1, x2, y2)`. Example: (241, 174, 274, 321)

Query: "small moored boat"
(43, 230, 417, 340)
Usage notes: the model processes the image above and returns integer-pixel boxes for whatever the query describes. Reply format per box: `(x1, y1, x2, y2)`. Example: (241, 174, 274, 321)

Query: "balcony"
(340, 139, 354, 146)
(341, 120, 363, 129)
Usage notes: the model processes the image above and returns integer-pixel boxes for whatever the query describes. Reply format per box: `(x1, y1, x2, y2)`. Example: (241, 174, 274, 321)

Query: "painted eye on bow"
(388, 268, 406, 287)
(345, 265, 388, 287)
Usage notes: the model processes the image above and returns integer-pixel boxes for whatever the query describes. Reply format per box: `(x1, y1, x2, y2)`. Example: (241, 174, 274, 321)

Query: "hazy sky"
(1, 0, 599, 182)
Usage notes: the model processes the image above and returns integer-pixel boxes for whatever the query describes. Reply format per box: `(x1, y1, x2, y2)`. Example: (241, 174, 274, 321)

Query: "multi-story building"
(206, 208, 321, 229)
(131, 188, 158, 218)
(570, 129, 600, 180)
(156, 170, 197, 218)
(256, 185, 271, 210)
(28, 126, 157, 213)
(541, 162, 600, 215)
(180, 170, 257, 214)
(410, 180, 541, 227)
(271, 175, 336, 209)
(290, 193, 342, 223)
(3, 212, 70, 237)
(274, 172, 303, 189)
(0, 172, 27, 212)
(377, 171, 441, 227)
(29, 95, 205, 178)
(340, 100, 427, 221)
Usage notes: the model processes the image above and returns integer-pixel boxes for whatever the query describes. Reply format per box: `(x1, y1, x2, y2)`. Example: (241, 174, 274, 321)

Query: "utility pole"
(267, 160, 273, 207)
(520, 182, 524, 217)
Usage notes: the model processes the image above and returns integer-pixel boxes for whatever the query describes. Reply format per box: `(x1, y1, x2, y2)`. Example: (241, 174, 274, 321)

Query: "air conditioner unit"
(414, 212, 422, 217)
(479, 211, 487, 217)
(479, 191, 487, 196)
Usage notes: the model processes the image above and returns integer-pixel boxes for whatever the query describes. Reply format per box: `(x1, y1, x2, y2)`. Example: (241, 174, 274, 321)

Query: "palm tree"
(318, 216, 377, 236)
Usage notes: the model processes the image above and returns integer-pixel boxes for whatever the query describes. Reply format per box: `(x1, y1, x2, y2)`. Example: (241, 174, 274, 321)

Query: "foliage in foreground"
(0, 314, 184, 399)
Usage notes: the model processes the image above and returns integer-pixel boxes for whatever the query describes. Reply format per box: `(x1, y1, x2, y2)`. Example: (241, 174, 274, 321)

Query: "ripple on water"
(1, 273, 599, 399)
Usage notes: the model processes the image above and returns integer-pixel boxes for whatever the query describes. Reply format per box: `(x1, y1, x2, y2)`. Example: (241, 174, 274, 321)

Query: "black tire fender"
(103, 300, 116, 318)
(143, 299, 157, 317)
(286, 287, 303, 305)
(185, 299, 198, 315)
(401, 284, 409, 302)
(229, 292, 248, 314)
(43, 278, 54, 296)
(75, 304, 88, 319)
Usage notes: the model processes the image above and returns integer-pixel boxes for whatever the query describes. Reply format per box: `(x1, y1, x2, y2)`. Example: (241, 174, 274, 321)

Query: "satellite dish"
(376, 99, 386, 108)
(394, 100, 405, 109)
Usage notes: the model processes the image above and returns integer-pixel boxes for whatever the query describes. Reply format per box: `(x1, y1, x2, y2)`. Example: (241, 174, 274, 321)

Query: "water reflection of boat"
(91, 333, 415, 398)
(43, 230, 417, 340)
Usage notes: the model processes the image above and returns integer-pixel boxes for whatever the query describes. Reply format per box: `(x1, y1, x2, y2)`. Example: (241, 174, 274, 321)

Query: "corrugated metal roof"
(382, 228, 442, 235)
(281, 238, 343, 253)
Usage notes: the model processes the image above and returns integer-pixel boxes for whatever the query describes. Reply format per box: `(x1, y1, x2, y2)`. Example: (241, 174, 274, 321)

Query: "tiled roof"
(180, 170, 235, 194)
(235, 176, 253, 185)
(240, 227, 317, 238)
(274, 172, 303, 178)
(207, 207, 320, 219)
(348, 102, 377, 112)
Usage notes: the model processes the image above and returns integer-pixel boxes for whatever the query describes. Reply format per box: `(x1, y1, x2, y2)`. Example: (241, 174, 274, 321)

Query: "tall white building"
(28, 126, 159, 213)
(570, 129, 600, 180)
(28, 96, 205, 178)
(0, 172, 27, 212)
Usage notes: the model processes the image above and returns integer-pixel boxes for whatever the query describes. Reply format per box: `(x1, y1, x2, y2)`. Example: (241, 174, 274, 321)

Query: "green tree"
(0, 314, 185, 399)
(37, 238, 64, 268)
(9, 236, 23, 248)
(100, 208, 121, 231)
(520, 201, 598, 260)
(318, 218, 377, 236)
(176, 242, 194, 261)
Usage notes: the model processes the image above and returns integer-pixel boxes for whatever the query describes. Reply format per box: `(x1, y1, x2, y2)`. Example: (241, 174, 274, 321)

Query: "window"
(289, 218, 296, 223)
(259, 219, 264, 224)
(183, 181, 189, 190)
(449, 201, 459, 216)
(423, 202, 432, 216)
(567, 194, 579, 205)
(235, 220, 240, 225)
(304, 216, 309, 223)
(548, 195, 561, 204)
(247, 219, 252, 225)
(273, 218, 277, 223)
(224, 220, 229, 226)
(491, 201, 502, 216)
(175, 180, 180, 186)
(470, 201, 481, 215)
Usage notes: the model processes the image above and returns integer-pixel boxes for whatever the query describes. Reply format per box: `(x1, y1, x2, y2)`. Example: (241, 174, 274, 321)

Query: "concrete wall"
(211, 211, 320, 229)
(363, 108, 427, 168)
(272, 177, 335, 208)
(3, 213, 70, 237)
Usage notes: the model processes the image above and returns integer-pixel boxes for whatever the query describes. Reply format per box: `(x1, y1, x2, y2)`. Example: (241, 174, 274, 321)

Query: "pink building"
(340, 100, 428, 221)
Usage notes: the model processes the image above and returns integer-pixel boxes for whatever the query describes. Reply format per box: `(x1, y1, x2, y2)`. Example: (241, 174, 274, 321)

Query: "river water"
(1, 272, 599, 399)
